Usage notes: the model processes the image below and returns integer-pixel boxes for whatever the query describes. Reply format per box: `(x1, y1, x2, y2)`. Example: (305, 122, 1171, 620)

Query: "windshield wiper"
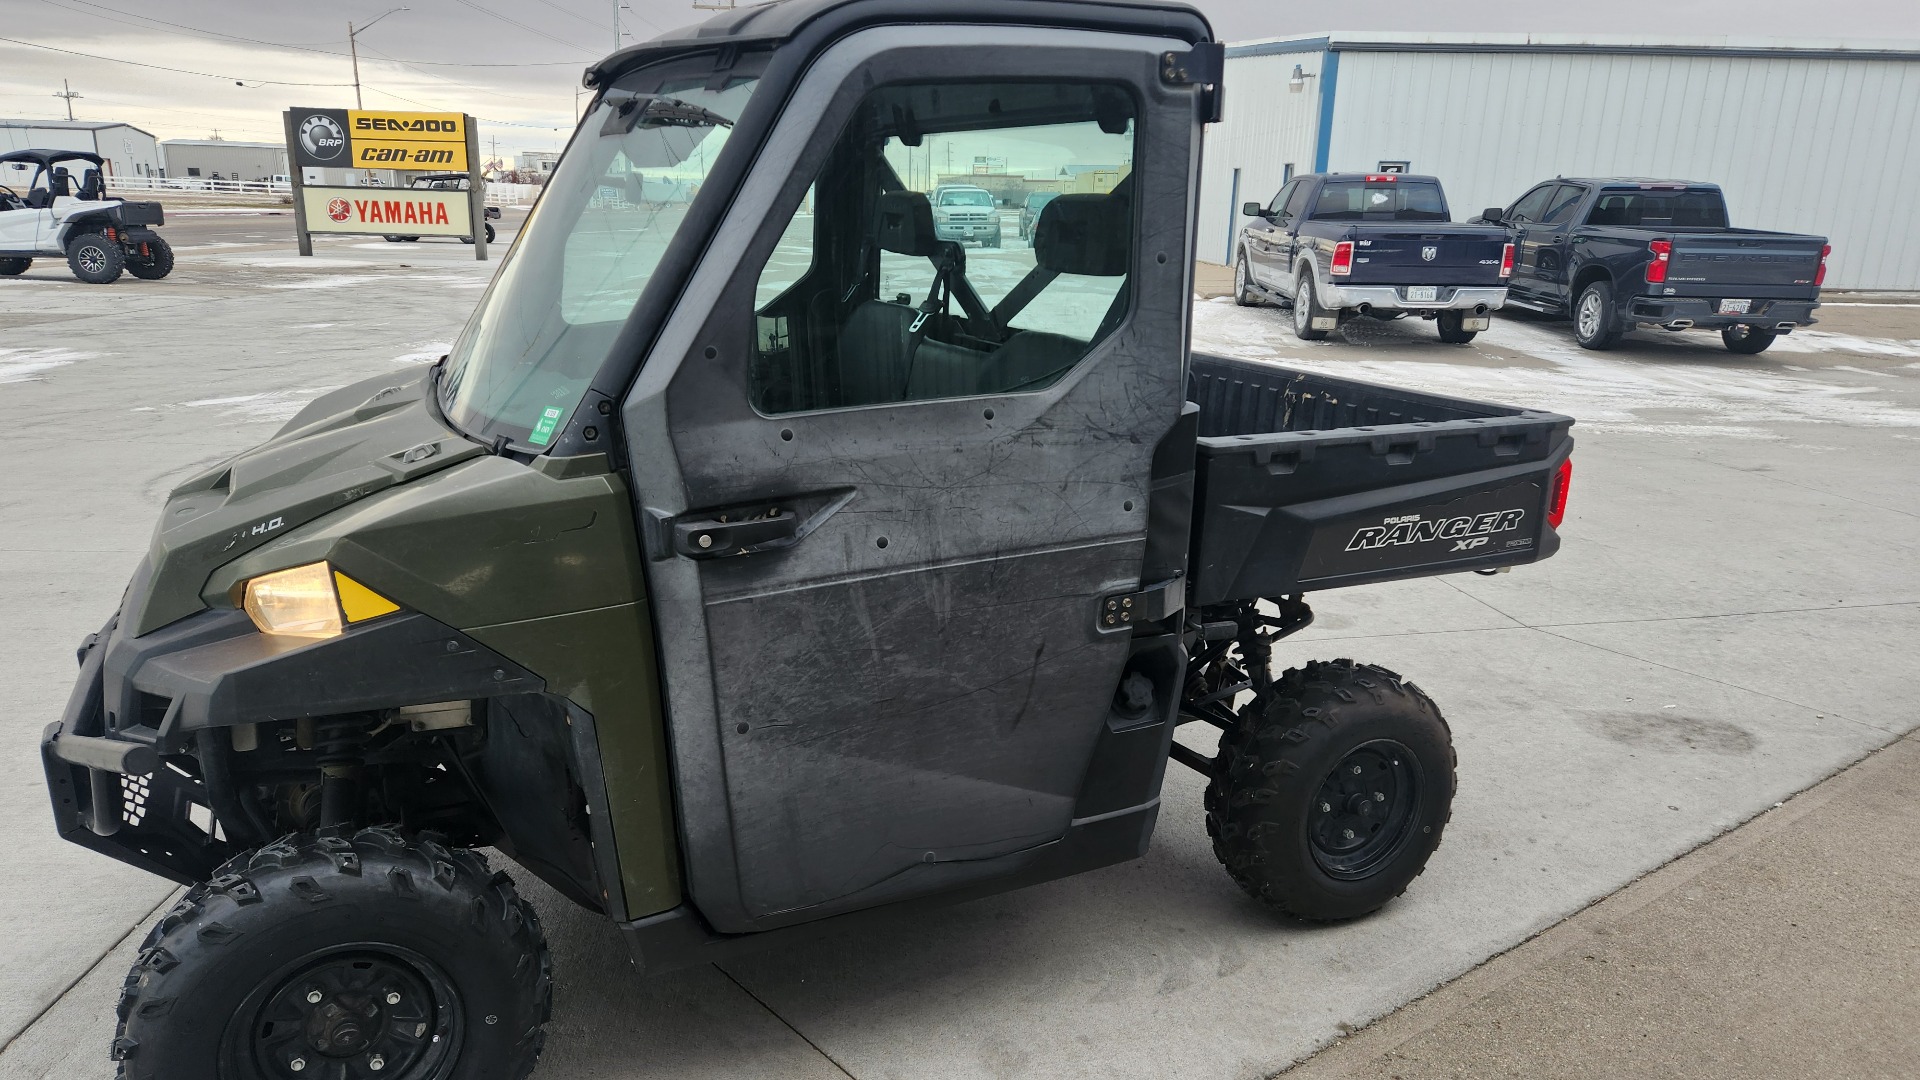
(601, 94, 734, 136)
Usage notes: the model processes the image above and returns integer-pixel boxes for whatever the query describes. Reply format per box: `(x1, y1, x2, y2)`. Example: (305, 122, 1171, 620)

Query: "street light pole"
(347, 8, 409, 110)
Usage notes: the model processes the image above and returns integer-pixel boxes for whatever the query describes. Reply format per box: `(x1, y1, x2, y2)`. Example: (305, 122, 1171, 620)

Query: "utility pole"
(53, 79, 82, 121)
(348, 8, 409, 110)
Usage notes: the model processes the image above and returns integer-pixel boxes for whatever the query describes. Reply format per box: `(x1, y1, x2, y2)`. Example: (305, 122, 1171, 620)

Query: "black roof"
(1320, 172, 1442, 183)
(0, 148, 104, 168)
(584, 0, 1211, 87)
(1559, 177, 1720, 189)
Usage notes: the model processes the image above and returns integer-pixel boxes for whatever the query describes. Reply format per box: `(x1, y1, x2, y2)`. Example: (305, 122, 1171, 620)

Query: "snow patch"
(390, 341, 451, 366)
(0, 347, 89, 384)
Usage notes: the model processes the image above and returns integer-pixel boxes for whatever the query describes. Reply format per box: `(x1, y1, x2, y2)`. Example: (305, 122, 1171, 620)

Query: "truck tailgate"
(1187, 354, 1573, 605)
(1346, 226, 1509, 286)
(1666, 230, 1826, 294)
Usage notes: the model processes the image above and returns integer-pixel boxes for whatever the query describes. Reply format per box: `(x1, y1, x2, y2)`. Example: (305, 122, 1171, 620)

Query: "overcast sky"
(3, 0, 1914, 164)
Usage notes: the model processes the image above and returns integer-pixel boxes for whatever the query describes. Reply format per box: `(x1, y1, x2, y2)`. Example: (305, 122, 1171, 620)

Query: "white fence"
(104, 176, 542, 207)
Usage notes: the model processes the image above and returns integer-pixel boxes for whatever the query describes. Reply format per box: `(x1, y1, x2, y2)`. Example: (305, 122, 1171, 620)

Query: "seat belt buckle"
(907, 311, 929, 334)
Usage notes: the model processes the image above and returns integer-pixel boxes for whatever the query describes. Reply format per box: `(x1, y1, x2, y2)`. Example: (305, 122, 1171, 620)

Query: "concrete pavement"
(1, 224, 1916, 1077)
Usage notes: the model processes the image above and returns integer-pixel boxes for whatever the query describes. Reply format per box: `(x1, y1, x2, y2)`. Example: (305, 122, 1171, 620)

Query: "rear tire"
(1572, 282, 1622, 350)
(0, 256, 30, 276)
(1291, 269, 1331, 341)
(67, 232, 124, 284)
(1205, 660, 1455, 921)
(113, 828, 551, 1080)
(1436, 311, 1478, 344)
(127, 236, 173, 280)
(1722, 324, 1778, 354)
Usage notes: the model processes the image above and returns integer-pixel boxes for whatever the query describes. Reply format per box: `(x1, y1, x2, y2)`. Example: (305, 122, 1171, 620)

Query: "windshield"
(1312, 180, 1449, 222)
(438, 68, 757, 449)
(939, 189, 994, 207)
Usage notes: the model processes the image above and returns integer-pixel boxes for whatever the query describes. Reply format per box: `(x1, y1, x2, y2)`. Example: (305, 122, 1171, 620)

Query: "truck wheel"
(112, 828, 551, 1080)
(127, 236, 174, 280)
(0, 256, 30, 276)
(67, 232, 125, 284)
(1291, 270, 1331, 341)
(1233, 252, 1260, 307)
(485, 222, 497, 244)
(1572, 282, 1621, 350)
(1722, 325, 1778, 355)
(1205, 659, 1455, 921)
(1436, 311, 1477, 344)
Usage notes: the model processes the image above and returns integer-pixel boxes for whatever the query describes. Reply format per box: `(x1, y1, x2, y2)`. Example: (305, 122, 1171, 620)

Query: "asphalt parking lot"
(1, 218, 1917, 1079)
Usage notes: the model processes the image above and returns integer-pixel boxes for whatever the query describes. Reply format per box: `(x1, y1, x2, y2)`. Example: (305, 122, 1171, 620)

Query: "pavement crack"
(0, 888, 178, 1057)
(713, 963, 858, 1079)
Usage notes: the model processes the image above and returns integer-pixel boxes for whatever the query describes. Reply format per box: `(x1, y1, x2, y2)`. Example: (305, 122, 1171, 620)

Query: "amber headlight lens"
(242, 562, 400, 638)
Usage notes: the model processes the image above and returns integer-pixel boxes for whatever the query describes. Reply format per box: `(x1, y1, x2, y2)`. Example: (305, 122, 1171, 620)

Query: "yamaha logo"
(299, 114, 347, 161)
(326, 198, 351, 222)
(1421, 246, 1438, 262)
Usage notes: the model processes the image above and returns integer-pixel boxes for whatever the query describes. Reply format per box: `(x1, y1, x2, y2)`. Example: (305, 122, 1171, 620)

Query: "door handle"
(673, 507, 800, 559)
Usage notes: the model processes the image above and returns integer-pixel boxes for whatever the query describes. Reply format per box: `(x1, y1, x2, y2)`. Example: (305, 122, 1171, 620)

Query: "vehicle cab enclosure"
(1237, 172, 1512, 330)
(1485, 178, 1828, 351)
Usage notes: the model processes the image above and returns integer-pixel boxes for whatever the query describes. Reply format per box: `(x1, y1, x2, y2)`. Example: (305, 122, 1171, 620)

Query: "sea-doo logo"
(299, 114, 347, 161)
(1421, 246, 1438, 262)
(1345, 509, 1526, 552)
(354, 115, 460, 134)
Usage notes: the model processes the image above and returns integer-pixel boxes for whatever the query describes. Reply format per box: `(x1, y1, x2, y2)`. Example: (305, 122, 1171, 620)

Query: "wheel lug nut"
(1374, 792, 1386, 802)
(1319, 802, 1331, 812)
(370, 1055, 386, 1071)
(386, 991, 401, 1005)
(1343, 828, 1356, 839)
(1351, 765, 1362, 774)
(305, 990, 323, 1004)
(290, 1059, 306, 1073)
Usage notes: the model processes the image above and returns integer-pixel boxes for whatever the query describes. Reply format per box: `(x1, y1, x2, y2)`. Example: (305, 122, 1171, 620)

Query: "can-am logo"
(299, 114, 347, 161)
(1346, 509, 1526, 552)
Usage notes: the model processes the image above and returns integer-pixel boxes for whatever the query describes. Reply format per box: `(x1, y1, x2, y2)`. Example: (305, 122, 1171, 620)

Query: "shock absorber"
(313, 716, 372, 830)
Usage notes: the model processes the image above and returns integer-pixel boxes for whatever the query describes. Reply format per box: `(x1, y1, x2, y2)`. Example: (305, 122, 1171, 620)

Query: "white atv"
(0, 149, 173, 284)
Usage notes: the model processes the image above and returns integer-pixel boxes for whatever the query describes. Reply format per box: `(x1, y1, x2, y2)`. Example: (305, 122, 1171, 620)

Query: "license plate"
(1406, 286, 1439, 303)
(1719, 299, 1752, 315)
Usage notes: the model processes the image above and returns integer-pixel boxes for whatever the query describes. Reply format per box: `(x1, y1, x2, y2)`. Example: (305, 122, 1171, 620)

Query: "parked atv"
(41, 2, 1575, 1077)
(383, 172, 502, 244)
(0, 149, 172, 284)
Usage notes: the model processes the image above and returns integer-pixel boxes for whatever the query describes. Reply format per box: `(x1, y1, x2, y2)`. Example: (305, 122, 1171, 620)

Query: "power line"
(445, 0, 597, 54)
(359, 84, 574, 130)
(0, 35, 354, 85)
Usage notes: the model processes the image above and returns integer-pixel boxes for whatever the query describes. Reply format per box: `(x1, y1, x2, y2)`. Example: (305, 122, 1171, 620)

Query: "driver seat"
(49, 168, 74, 199)
(78, 169, 104, 201)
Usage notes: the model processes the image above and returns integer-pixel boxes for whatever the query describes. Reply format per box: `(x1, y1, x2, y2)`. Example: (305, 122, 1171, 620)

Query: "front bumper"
(1321, 283, 1509, 313)
(1626, 296, 1818, 330)
(934, 221, 1001, 242)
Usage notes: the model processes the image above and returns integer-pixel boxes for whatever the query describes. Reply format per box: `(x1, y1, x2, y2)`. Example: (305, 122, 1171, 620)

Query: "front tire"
(1233, 251, 1260, 307)
(1205, 660, 1455, 921)
(0, 256, 30, 276)
(127, 236, 174, 280)
(1572, 282, 1622, 350)
(67, 232, 124, 284)
(1291, 268, 1331, 341)
(113, 828, 551, 1080)
(1436, 311, 1478, 344)
(1722, 324, 1778, 354)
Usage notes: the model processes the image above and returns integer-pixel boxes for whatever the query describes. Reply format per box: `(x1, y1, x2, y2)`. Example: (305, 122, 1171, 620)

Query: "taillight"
(1499, 243, 1514, 279)
(1548, 458, 1573, 529)
(1364, 174, 1399, 183)
(1330, 241, 1354, 276)
(1646, 240, 1671, 284)
(1815, 243, 1830, 286)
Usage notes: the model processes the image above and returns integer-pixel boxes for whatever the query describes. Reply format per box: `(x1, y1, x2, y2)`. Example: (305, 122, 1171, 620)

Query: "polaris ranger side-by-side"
(42, 3, 1575, 1077)
(0, 149, 173, 284)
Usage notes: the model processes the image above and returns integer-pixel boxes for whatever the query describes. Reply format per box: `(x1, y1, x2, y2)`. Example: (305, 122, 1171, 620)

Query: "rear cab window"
(1312, 179, 1449, 222)
(1585, 186, 1730, 228)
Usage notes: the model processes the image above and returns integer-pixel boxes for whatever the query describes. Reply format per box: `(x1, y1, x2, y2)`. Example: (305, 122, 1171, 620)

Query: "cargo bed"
(1186, 353, 1574, 606)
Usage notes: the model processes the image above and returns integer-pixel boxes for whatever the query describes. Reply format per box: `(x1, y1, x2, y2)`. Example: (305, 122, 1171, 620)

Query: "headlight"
(242, 561, 400, 638)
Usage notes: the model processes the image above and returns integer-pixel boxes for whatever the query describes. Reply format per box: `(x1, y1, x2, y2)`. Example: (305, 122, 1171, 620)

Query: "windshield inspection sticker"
(528, 406, 566, 447)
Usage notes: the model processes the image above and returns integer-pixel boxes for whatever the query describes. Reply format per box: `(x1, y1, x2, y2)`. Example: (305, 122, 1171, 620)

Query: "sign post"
(283, 108, 486, 258)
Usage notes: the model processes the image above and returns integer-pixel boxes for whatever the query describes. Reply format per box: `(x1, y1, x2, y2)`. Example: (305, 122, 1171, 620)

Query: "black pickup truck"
(1236, 172, 1513, 344)
(1481, 179, 1829, 354)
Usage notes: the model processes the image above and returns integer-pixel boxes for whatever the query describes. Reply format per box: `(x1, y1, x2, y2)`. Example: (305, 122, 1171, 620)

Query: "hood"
(124, 368, 487, 637)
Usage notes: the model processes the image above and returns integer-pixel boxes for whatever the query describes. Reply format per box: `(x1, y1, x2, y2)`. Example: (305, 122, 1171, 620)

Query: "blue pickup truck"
(1235, 172, 1513, 344)
(1479, 178, 1829, 354)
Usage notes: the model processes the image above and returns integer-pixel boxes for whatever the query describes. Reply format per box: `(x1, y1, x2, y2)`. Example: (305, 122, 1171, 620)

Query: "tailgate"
(1665, 231, 1825, 295)
(1345, 227, 1509, 286)
(1187, 355, 1573, 605)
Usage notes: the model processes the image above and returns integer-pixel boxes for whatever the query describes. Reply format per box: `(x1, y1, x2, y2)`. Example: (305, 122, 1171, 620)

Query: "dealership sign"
(300, 186, 474, 237)
(287, 108, 469, 171)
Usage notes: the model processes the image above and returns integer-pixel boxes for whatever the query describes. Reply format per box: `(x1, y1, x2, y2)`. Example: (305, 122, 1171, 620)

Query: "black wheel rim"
(1308, 739, 1422, 878)
(231, 946, 462, 1080)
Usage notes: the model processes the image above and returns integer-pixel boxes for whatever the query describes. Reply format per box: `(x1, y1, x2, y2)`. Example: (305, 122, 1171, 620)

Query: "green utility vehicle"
(43, 1, 1574, 1076)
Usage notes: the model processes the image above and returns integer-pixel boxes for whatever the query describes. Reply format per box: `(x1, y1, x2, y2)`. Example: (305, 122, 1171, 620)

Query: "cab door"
(1242, 179, 1296, 289)
(622, 27, 1199, 933)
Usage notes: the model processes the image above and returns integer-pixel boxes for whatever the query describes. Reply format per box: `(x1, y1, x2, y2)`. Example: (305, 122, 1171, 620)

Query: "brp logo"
(299, 113, 347, 161)
(1421, 246, 1438, 262)
(326, 198, 351, 222)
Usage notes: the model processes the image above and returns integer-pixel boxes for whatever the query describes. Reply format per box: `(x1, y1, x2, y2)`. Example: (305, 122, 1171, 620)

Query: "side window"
(1540, 184, 1585, 225)
(1266, 180, 1297, 218)
(1281, 181, 1313, 222)
(1507, 184, 1556, 224)
(748, 80, 1137, 415)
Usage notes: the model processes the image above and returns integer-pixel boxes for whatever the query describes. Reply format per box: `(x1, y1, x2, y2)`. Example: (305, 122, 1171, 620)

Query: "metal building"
(161, 140, 289, 182)
(1198, 33, 1920, 290)
(0, 119, 163, 178)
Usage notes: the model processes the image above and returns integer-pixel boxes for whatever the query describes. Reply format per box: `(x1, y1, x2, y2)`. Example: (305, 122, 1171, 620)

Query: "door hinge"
(1161, 42, 1226, 123)
(1098, 577, 1184, 633)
